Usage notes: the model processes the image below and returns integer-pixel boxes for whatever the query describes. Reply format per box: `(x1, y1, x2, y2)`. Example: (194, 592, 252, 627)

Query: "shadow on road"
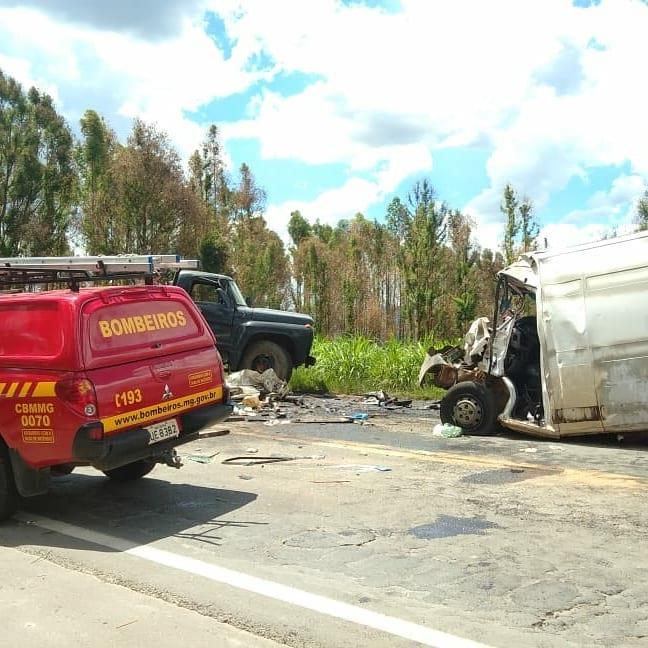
(494, 427, 648, 450)
(1, 471, 258, 553)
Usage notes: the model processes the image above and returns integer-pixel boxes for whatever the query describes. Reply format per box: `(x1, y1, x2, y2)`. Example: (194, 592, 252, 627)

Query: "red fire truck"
(0, 255, 232, 519)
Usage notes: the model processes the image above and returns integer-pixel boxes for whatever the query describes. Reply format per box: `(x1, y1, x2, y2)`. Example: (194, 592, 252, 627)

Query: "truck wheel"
(0, 443, 19, 520)
(440, 381, 497, 436)
(103, 460, 156, 482)
(241, 341, 292, 382)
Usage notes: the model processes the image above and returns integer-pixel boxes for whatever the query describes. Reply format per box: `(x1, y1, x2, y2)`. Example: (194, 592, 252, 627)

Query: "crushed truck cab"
(0, 256, 232, 520)
(420, 231, 648, 439)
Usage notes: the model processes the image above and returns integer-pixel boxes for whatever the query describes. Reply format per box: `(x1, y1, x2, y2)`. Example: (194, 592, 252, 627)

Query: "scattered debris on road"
(182, 451, 220, 464)
(432, 423, 464, 438)
(331, 464, 392, 473)
(223, 454, 326, 466)
(241, 394, 262, 409)
(362, 390, 413, 408)
(197, 429, 230, 439)
(223, 455, 298, 466)
(228, 368, 288, 397)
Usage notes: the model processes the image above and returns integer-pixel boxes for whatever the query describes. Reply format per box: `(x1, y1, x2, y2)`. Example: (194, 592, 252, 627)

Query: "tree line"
(5, 68, 644, 342)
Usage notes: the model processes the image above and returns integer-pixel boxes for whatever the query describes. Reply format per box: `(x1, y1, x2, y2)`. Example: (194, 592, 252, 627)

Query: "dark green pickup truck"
(174, 270, 315, 381)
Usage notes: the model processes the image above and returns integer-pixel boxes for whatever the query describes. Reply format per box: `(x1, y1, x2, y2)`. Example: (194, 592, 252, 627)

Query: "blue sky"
(0, 0, 646, 250)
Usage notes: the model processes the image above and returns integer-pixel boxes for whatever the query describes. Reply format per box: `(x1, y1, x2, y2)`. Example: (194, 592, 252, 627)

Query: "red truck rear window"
(87, 300, 201, 355)
(0, 302, 65, 359)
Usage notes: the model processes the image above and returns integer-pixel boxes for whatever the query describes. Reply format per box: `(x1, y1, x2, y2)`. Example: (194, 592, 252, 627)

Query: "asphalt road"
(3, 400, 648, 647)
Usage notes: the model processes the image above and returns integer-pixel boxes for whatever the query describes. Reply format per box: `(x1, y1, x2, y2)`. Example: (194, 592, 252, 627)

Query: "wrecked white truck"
(420, 230, 648, 438)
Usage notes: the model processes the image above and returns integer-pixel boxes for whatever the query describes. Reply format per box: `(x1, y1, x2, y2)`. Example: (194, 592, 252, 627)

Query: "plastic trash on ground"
(242, 394, 262, 409)
(227, 368, 287, 395)
(433, 423, 463, 438)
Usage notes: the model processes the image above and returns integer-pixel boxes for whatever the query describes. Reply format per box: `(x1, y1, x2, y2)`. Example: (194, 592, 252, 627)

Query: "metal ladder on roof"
(0, 254, 199, 274)
(0, 255, 199, 289)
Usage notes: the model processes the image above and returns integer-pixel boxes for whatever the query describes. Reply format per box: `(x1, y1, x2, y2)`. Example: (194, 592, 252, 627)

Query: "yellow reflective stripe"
(19, 382, 33, 398)
(32, 382, 56, 398)
(0, 381, 55, 398)
(102, 386, 223, 434)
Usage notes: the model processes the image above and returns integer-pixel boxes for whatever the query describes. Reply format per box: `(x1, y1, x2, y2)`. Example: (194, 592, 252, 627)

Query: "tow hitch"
(157, 448, 183, 469)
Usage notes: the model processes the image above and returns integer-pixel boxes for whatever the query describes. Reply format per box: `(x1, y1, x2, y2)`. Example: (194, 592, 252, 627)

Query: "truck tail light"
(56, 373, 98, 418)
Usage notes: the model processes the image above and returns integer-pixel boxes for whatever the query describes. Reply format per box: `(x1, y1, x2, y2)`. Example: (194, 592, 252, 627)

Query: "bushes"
(290, 335, 451, 399)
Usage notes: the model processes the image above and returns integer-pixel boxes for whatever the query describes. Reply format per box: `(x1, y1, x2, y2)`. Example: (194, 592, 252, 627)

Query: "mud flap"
(8, 449, 50, 497)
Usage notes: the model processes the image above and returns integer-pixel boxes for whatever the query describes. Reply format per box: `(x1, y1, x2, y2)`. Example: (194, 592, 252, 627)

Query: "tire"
(241, 340, 293, 382)
(103, 459, 155, 482)
(440, 381, 498, 436)
(0, 443, 19, 521)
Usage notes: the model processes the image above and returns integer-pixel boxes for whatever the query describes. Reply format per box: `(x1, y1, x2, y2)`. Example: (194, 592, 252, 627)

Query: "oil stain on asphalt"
(410, 515, 499, 539)
(461, 467, 558, 485)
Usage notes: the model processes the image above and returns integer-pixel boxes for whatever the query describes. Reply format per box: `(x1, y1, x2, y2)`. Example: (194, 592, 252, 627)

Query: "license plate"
(145, 419, 180, 445)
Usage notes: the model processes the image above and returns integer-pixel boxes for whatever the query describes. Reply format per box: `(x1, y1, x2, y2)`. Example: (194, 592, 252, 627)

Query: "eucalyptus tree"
(0, 69, 75, 255)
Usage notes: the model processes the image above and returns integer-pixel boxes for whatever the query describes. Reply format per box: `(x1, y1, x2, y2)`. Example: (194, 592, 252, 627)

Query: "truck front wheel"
(440, 381, 497, 435)
(0, 443, 19, 520)
(241, 341, 292, 382)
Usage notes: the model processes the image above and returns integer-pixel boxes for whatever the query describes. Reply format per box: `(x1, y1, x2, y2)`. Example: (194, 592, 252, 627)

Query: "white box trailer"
(421, 230, 648, 438)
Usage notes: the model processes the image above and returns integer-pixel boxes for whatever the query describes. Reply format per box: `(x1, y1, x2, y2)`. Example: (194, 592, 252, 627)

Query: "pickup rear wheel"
(0, 443, 19, 520)
(103, 459, 156, 482)
(241, 341, 292, 382)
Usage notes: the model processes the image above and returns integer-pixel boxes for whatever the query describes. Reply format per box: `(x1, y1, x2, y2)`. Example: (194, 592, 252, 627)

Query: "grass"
(289, 335, 454, 400)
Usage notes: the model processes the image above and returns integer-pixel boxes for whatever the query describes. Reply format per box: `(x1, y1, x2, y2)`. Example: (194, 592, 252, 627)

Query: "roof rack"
(0, 255, 199, 290)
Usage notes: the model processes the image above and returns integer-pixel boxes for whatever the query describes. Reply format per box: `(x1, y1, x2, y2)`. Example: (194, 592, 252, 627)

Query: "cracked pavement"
(2, 399, 648, 647)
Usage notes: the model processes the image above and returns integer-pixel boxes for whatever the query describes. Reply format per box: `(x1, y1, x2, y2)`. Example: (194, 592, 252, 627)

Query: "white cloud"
(1, 0, 648, 253)
(216, 0, 648, 248)
(265, 177, 386, 245)
(531, 174, 643, 252)
(538, 221, 638, 252)
(0, 5, 259, 157)
(0, 0, 205, 40)
(585, 174, 645, 211)
(0, 53, 60, 101)
(262, 143, 433, 245)
(560, 173, 644, 229)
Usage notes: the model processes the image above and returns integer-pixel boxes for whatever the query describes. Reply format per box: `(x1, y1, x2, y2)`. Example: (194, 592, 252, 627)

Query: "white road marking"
(17, 512, 490, 648)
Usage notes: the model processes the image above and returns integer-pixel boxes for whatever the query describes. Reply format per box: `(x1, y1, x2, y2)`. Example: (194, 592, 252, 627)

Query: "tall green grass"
(290, 335, 453, 399)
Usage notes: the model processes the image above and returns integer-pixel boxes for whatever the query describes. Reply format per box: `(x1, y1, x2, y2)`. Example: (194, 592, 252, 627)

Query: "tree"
(501, 183, 519, 264)
(293, 236, 331, 331)
(392, 179, 448, 338)
(636, 188, 648, 231)
(200, 230, 230, 274)
(232, 162, 266, 221)
(518, 197, 539, 252)
(190, 125, 231, 219)
(312, 220, 333, 244)
(288, 210, 311, 247)
(79, 119, 208, 255)
(77, 109, 114, 251)
(0, 69, 75, 255)
(448, 211, 479, 333)
(500, 184, 539, 261)
(231, 214, 289, 308)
